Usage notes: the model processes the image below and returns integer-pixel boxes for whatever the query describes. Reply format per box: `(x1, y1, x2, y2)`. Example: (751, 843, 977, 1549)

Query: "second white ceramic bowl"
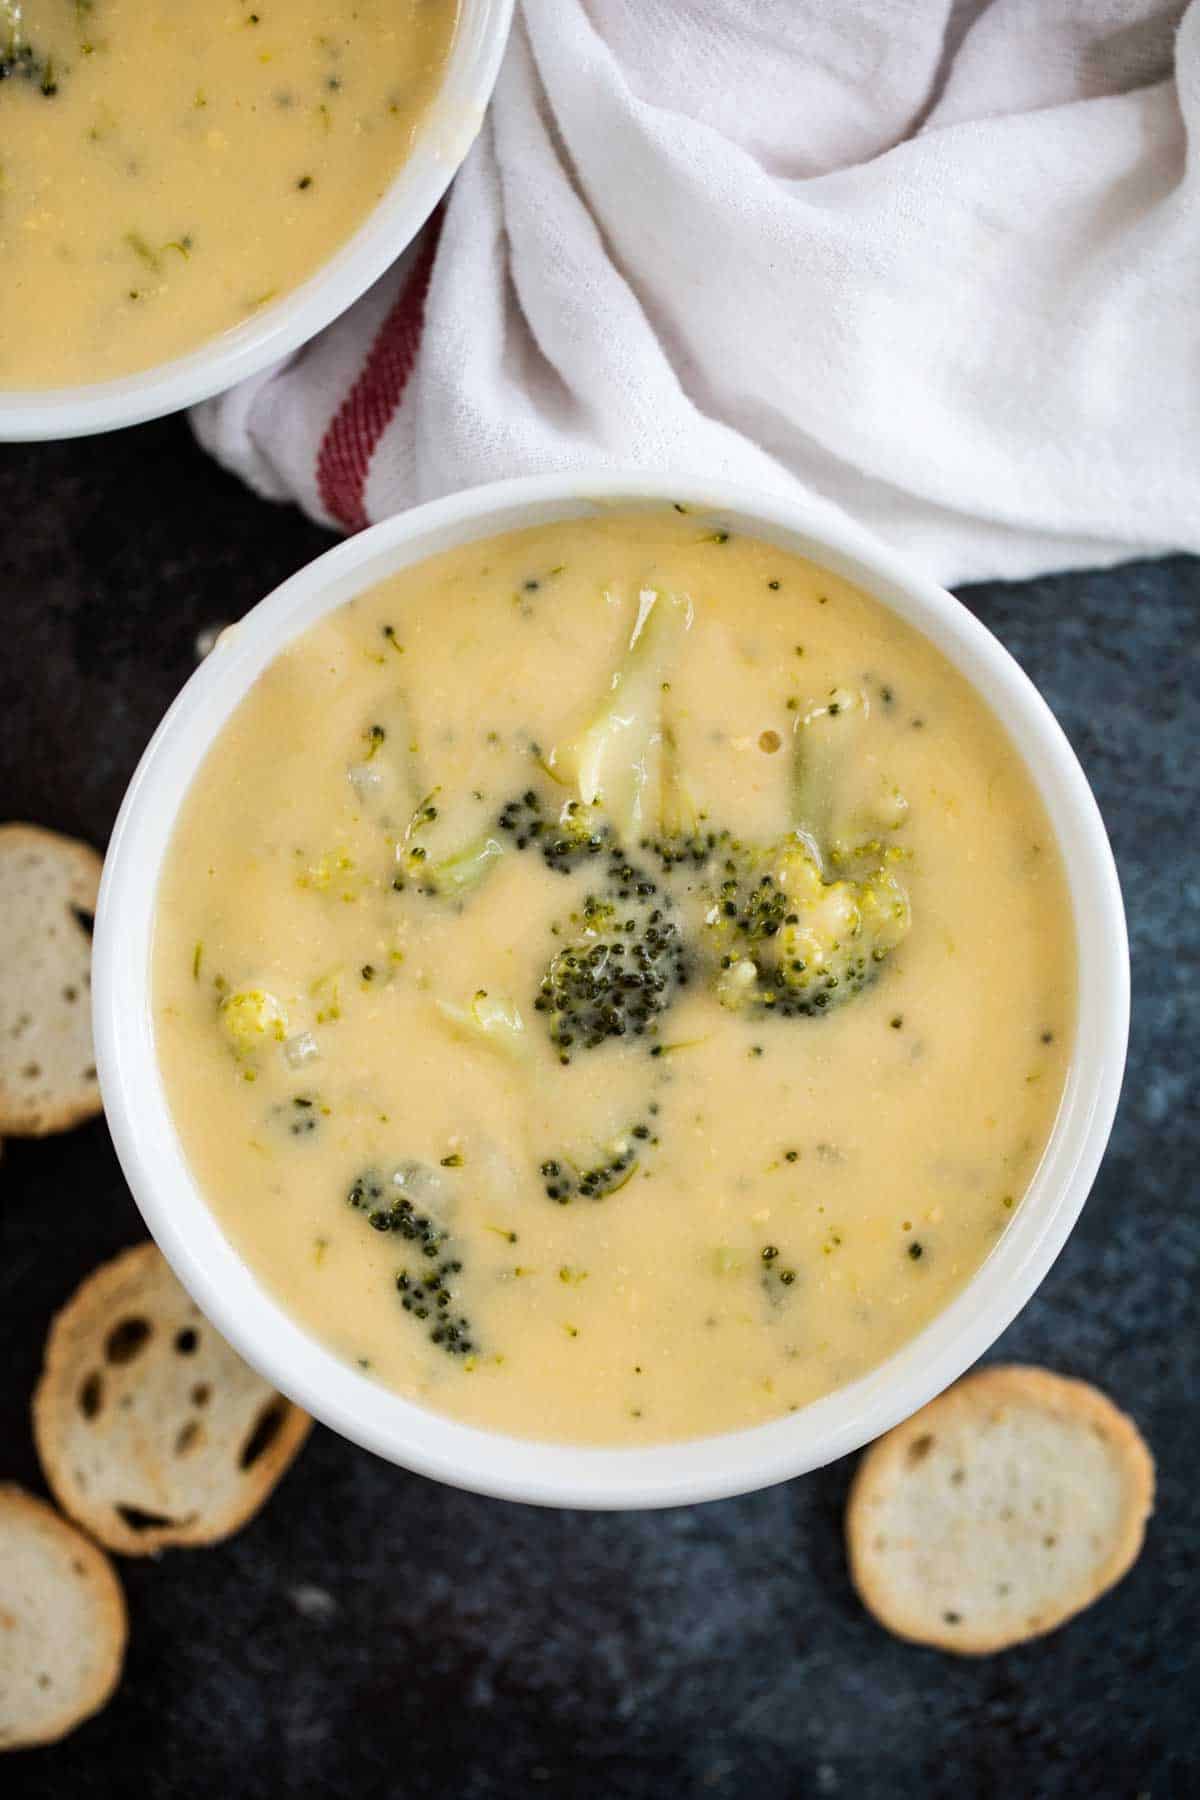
(0, 0, 513, 442)
(94, 474, 1129, 1508)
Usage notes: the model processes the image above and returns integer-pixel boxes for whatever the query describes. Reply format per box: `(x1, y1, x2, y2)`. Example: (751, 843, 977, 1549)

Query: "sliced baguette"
(0, 823, 103, 1135)
(846, 1365, 1154, 1655)
(0, 1484, 127, 1750)
(34, 1242, 311, 1556)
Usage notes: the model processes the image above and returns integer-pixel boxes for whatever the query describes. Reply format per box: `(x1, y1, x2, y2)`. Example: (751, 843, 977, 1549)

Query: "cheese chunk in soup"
(154, 513, 1076, 1446)
(0, 1, 457, 387)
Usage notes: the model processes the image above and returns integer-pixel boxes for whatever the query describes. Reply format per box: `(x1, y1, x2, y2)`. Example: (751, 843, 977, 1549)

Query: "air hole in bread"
(240, 1401, 286, 1470)
(174, 1328, 199, 1355)
(37, 1674, 52, 1690)
(1044, 1534, 1057, 1548)
(63, 985, 78, 1003)
(906, 1433, 933, 1466)
(78, 1371, 104, 1419)
(105, 1317, 152, 1365)
(71, 906, 95, 938)
(191, 1383, 212, 1407)
(22, 1061, 42, 1080)
(942, 1610, 962, 1625)
(949, 1467, 965, 1486)
(115, 1503, 181, 1533)
(175, 1420, 206, 1457)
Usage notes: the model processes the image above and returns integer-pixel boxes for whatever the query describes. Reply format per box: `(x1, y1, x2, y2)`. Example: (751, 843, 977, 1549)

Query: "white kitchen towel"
(192, 0, 1198, 586)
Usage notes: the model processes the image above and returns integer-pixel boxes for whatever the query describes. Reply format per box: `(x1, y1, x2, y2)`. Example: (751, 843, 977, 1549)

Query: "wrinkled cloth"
(193, 0, 1198, 585)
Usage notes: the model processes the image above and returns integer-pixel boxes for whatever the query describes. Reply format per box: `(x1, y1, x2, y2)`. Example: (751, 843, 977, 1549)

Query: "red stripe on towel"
(316, 211, 443, 533)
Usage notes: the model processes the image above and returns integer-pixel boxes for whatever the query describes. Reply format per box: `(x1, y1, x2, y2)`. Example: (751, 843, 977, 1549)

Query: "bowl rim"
(0, 0, 514, 442)
(93, 471, 1129, 1509)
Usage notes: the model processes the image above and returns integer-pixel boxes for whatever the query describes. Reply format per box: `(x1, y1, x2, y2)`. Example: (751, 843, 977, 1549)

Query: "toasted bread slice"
(0, 1484, 127, 1749)
(846, 1365, 1154, 1654)
(34, 1243, 311, 1556)
(0, 823, 103, 1135)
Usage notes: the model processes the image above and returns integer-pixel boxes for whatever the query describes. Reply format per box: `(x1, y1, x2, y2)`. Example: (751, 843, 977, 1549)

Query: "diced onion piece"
(283, 1030, 320, 1069)
(347, 763, 383, 797)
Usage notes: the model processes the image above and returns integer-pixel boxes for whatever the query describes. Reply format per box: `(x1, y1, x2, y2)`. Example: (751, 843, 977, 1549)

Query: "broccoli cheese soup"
(154, 513, 1076, 1446)
(0, 1, 457, 388)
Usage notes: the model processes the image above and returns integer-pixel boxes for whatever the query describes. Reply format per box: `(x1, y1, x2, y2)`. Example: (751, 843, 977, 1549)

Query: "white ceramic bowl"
(0, 1, 513, 442)
(94, 474, 1129, 1509)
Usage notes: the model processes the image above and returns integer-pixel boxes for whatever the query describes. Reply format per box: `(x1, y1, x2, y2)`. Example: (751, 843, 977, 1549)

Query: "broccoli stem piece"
(547, 587, 693, 842)
(791, 687, 864, 862)
(398, 786, 506, 899)
(658, 717, 702, 847)
(416, 833, 506, 897)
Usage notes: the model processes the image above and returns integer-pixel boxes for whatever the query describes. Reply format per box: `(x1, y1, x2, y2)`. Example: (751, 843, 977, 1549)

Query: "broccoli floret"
(539, 1120, 655, 1202)
(0, 33, 59, 96)
(219, 987, 289, 1054)
(347, 1161, 446, 1242)
(546, 587, 693, 842)
(497, 790, 610, 874)
(541, 799, 611, 873)
(395, 1264, 477, 1357)
(706, 835, 910, 1018)
(533, 849, 687, 1060)
(346, 1162, 477, 1356)
(696, 685, 912, 1016)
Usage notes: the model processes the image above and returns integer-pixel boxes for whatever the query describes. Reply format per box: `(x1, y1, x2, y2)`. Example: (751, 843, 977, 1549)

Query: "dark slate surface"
(0, 418, 1196, 1798)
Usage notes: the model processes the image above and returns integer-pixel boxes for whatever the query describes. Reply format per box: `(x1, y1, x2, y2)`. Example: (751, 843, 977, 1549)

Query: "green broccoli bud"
(533, 850, 687, 1060)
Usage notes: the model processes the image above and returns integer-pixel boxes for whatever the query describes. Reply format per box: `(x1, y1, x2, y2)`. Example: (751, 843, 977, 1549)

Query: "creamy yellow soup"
(154, 513, 1075, 1446)
(0, 1, 457, 387)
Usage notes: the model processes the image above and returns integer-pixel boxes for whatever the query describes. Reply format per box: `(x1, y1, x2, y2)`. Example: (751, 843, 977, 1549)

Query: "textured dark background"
(1, 419, 1196, 1798)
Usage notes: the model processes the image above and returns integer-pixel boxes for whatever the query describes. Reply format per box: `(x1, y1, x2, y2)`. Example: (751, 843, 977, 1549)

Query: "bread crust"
(0, 822, 104, 1135)
(0, 1483, 127, 1749)
(34, 1242, 312, 1556)
(846, 1364, 1155, 1655)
